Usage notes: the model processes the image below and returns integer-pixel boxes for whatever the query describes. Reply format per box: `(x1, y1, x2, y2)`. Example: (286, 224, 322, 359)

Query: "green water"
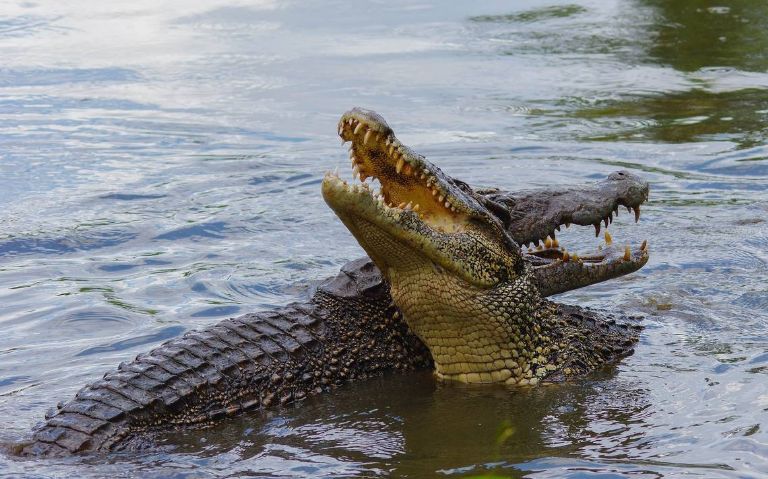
(1, 0, 767, 477)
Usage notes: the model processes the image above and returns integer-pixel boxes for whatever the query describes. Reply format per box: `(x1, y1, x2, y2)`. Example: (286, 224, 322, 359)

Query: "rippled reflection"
(1, 0, 767, 477)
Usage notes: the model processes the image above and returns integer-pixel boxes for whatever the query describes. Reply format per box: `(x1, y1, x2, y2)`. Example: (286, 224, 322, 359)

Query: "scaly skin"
(16, 259, 431, 456)
(323, 108, 649, 385)
(15, 109, 649, 456)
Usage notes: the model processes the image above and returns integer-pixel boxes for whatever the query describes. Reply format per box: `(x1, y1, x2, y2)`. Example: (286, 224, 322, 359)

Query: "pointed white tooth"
(398, 202, 406, 209)
(354, 123, 364, 135)
(450, 206, 456, 212)
(388, 145, 395, 155)
(405, 201, 413, 210)
(364, 130, 373, 145)
(396, 157, 404, 174)
(413, 204, 420, 211)
(432, 189, 438, 196)
(438, 195, 444, 202)
(444, 201, 450, 208)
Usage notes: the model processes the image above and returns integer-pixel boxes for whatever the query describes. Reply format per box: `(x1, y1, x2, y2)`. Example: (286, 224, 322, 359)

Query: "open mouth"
(522, 198, 649, 270)
(324, 107, 649, 279)
(327, 108, 472, 234)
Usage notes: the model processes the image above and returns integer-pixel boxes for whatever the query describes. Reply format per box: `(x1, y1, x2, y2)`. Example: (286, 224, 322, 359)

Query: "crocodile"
(15, 108, 649, 457)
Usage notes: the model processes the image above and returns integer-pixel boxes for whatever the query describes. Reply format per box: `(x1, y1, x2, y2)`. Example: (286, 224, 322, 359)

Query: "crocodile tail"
(17, 258, 430, 456)
(18, 304, 328, 456)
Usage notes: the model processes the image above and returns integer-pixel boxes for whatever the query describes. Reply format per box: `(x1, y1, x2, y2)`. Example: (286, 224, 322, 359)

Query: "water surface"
(1, 0, 767, 477)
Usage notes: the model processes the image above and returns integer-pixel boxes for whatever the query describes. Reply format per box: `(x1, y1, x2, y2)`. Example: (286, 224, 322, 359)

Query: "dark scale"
(16, 258, 431, 456)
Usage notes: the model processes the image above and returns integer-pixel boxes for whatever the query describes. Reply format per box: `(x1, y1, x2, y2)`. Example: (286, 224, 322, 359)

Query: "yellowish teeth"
(396, 157, 404, 174)
(623, 245, 631, 261)
(604, 231, 612, 245)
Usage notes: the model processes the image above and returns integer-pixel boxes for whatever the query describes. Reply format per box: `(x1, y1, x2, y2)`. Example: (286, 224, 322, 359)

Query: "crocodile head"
(322, 108, 649, 384)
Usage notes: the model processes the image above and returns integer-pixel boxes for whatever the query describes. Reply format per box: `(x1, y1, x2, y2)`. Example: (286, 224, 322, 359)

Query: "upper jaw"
(323, 108, 519, 287)
(506, 172, 650, 249)
(336, 107, 492, 232)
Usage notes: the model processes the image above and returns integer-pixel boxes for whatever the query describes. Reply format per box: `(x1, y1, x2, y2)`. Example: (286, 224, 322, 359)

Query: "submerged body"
(16, 109, 649, 456)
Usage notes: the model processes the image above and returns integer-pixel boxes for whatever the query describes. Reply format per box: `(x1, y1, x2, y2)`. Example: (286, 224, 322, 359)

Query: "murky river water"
(1, 0, 767, 477)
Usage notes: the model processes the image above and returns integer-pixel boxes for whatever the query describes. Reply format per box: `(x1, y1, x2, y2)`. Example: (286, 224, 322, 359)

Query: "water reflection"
(574, 88, 768, 148)
(640, 0, 768, 72)
(1, 0, 768, 477)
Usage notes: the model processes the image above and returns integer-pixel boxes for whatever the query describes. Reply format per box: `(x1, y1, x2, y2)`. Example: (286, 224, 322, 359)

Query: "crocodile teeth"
(562, 251, 570, 262)
(413, 204, 420, 211)
(552, 238, 559, 248)
(364, 130, 373, 145)
(396, 157, 404, 174)
(623, 245, 631, 261)
(444, 200, 451, 208)
(354, 123, 364, 135)
(604, 230, 612, 245)
(544, 236, 552, 249)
